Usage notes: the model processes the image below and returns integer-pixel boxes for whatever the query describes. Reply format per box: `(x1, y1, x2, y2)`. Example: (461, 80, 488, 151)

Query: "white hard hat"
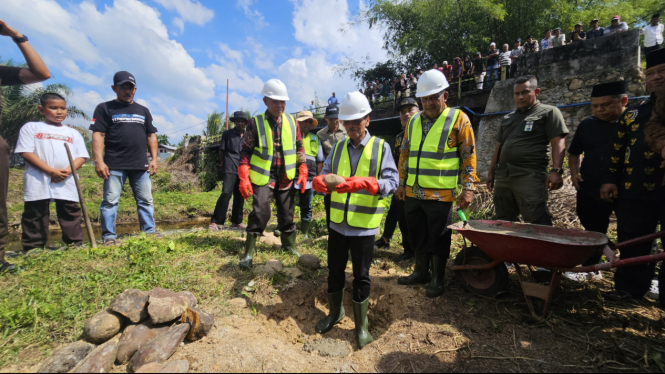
(338, 91, 372, 121)
(261, 79, 289, 101)
(416, 69, 449, 98)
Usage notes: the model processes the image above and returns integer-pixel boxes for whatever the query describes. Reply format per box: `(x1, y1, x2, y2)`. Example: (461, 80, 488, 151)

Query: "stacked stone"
(37, 288, 215, 373)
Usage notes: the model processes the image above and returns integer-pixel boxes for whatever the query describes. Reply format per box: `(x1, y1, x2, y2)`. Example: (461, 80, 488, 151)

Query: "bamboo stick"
(64, 143, 97, 249)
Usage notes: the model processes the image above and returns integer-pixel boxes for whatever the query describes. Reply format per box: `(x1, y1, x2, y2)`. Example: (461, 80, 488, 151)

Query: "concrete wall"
(475, 29, 646, 181)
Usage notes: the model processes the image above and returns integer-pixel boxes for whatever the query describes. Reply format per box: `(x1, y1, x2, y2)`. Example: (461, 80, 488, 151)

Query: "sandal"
(209, 223, 220, 231)
(103, 239, 116, 246)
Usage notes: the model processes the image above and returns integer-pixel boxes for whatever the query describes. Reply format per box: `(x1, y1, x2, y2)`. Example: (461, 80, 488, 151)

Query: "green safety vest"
(249, 113, 297, 186)
(406, 108, 460, 189)
(330, 136, 386, 229)
(303, 132, 319, 162)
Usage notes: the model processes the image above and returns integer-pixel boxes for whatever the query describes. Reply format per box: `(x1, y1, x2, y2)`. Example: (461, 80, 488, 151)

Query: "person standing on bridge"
(294, 110, 324, 238)
(486, 75, 568, 226)
(328, 92, 339, 106)
(395, 69, 478, 298)
(317, 105, 347, 228)
(312, 91, 398, 349)
(237, 79, 308, 270)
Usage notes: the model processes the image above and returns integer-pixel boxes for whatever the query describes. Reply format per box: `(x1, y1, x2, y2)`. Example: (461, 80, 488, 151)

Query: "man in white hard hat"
(395, 69, 479, 298)
(237, 79, 308, 270)
(312, 92, 398, 349)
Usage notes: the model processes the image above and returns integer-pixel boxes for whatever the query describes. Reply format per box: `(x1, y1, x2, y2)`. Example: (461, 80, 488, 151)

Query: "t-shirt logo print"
(112, 114, 145, 124)
(36, 133, 74, 144)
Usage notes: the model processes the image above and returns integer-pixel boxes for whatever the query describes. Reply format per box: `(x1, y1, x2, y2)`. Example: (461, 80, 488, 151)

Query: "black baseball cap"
(230, 111, 248, 122)
(325, 105, 339, 119)
(113, 71, 136, 86)
(398, 97, 419, 110)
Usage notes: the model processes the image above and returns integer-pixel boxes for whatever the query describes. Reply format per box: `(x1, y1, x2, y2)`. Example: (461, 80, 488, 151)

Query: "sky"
(1, 0, 387, 143)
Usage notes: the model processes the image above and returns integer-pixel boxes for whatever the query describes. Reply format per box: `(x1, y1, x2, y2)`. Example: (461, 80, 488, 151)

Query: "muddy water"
(5, 219, 211, 252)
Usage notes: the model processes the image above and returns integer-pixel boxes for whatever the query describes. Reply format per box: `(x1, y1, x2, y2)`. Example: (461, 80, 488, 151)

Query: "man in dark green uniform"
(601, 49, 665, 305)
(486, 75, 568, 225)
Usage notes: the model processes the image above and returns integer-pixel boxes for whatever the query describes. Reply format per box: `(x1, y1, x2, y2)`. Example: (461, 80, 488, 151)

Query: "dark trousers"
(510, 64, 518, 79)
(298, 188, 314, 221)
(324, 193, 331, 229)
(21, 199, 83, 251)
(494, 173, 553, 226)
(614, 197, 663, 302)
(211, 173, 244, 225)
(645, 44, 661, 55)
(576, 191, 615, 266)
(327, 229, 374, 302)
(0, 136, 9, 261)
(381, 196, 412, 253)
(404, 197, 453, 259)
(246, 183, 296, 235)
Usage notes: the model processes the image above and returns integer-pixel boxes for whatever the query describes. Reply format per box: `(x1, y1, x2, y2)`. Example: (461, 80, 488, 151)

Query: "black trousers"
(211, 173, 244, 225)
(21, 199, 83, 251)
(614, 196, 663, 303)
(246, 183, 296, 235)
(404, 197, 453, 259)
(0, 136, 9, 261)
(644, 44, 661, 55)
(381, 196, 412, 253)
(327, 229, 374, 302)
(576, 191, 615, 266)
(324, 193, 331, 229)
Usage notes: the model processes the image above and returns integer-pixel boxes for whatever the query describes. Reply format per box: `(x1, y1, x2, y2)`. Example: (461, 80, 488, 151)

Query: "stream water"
(5, 219, 211, 252)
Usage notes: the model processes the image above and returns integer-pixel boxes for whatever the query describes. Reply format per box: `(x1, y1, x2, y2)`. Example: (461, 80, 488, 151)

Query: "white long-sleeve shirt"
(643, 23, 664, 48)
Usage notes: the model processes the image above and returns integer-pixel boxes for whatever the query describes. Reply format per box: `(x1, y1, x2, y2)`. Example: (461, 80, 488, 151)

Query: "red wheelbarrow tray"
(449, 220, 665, 272)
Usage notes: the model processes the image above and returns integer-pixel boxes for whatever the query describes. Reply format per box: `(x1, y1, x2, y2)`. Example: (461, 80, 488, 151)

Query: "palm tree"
(1, 83, 89, 148)
(203, 110, 224, 138)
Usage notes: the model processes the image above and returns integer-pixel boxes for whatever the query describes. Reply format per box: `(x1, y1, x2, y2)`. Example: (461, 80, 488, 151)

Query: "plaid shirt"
(240, 110, 306, 190)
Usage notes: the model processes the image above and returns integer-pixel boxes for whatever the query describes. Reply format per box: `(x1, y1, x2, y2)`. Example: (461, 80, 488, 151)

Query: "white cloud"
(68, 89, 107, 116)
(59, 58, 104, 86)
(246, 37, 274, 71)
(236, 0, 267, 29)
(153, 0, 215, 26)
(205, 63, 264, 95)
(172, 17, 185, 34)
(226, 92, 262, 114)
(219, 43, 244, 64)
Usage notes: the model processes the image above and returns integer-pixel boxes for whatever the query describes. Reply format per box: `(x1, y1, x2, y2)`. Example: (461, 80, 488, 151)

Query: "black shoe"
(0, 261, 16, 273)
(374, 238, 390, 249)
(393, 251, 414, 262)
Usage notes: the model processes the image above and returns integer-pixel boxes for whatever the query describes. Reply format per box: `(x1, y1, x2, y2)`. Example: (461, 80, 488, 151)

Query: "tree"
(156, 134, 170, 146)
(203, 110, 224, 138)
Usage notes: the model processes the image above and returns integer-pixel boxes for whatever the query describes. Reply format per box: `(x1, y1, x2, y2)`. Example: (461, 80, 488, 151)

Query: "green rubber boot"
(315, 289, 346, 334)
(353, 298, 374, 349)
(281, 230, 300, 257)
(300, 220, 311, 239)
(239, 233, 259, 270)
(425, 255, 447, 298)
(397, 252, 431, 285)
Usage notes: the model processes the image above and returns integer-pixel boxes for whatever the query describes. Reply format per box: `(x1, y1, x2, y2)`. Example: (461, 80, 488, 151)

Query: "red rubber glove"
(313, 175, 330, 194)
(238, 164, 253, 199)
(335, 176, 380, 195)
(297, 164, 308, 193)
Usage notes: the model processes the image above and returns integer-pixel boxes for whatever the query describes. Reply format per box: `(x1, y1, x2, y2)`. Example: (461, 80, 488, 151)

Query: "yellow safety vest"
(249, 113, 297, 186)
(330, 136, 386, 229)
(406, 108, 460, 189)
(303, 132, 319, 161)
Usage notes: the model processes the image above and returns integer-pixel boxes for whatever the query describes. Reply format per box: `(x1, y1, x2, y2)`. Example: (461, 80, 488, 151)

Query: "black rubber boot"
(300, 220, 311, 239)
(425, 255, 447, 298)
(353, 297, 373, 349)
(239, 233, 259, 270)
(0, 260, 16, 273)
(393, 251, 414, 262)
(397, 252, 431, 285)
(281, 230, 300, 257)
(315, 289, 346, 334)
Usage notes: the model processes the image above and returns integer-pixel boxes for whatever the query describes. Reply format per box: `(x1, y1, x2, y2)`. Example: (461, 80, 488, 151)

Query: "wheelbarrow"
(448, 220, 665, 319)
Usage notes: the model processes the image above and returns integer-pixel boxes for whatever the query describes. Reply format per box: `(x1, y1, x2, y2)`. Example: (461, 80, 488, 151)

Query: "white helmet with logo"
(416, 69, 449, 98)
(338, 91, 372, 121)
(261, 79, 289, 101)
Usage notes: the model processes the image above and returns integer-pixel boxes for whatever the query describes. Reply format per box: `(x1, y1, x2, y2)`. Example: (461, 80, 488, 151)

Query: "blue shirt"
(321, 131, 399, 237)
(328, 96, 339, 105)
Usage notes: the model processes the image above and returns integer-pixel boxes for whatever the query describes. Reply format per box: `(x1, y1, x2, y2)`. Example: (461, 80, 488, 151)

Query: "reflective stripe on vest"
(249, 113, 298, 186)
(330, 136, 386, 229)
(303, 132, 319, 163)
(406, 108, 460, 189)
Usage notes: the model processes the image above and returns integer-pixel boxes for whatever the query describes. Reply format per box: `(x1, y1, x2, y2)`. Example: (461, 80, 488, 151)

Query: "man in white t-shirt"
(642, 14, 663, 55)
(15, 93, 89, 251)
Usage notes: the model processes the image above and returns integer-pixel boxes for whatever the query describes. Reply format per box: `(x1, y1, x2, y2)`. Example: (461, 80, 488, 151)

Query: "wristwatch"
(550, 168, 564, 174)
(12, 34, 28, 44)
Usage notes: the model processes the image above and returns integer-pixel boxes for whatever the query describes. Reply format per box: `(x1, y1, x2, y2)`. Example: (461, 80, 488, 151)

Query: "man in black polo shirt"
(210, 111, 247, 231)
(90, 72, 159, 245)
(566, 81, 627, 282)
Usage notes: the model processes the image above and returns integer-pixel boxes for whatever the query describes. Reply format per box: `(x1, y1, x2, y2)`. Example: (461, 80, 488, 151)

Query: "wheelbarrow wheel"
(453, 246, 509, 297)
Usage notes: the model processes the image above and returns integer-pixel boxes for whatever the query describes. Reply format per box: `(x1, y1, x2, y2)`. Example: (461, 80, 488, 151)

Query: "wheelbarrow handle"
(610, 230, 665, 250)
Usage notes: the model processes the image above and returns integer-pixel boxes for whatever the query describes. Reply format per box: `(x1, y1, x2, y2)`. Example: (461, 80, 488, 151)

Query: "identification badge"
(524, 121, 534, 132)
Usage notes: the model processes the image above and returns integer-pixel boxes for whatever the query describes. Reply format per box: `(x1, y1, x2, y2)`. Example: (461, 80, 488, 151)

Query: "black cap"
(325, 105, 339, 119)
(516, 38, 521, 42)
(230, 111, 248, 122)
(475, 51, 482, 56)
(554, 27, 561, 31)
(647, 48, 665, 69)
(527, 35, 533, 39)
(398, 97, 419, 110)
(113, 71, 136, 86)
(591, 81, 626, 98)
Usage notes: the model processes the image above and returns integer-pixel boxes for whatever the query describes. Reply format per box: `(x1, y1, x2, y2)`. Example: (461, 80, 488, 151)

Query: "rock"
(37, 341, 96, 373)
(520, 341, 532, 349)
(116, 322, 170, 364)
(127, 324, 190, 373)
(283, 267, 303, 278)
(266, 259, 283, 272)
(323, 174, 346, 191)
(83, 309, 124, 344)
(72, 336, 119, 373)
(299, 254, 321, 270)
(181, 307, 215, 341)
(260, 232, 281, 248)
(303, 338, 351, 358)
(568, 78, 583, 90)
(147, 288, 198, 324)
(135, 360, 190, 373)
(229, 298, 247, 308)
(254, 265, 276, 278)
(299, 238, 313, 246)
(109, 289, 150, 324)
